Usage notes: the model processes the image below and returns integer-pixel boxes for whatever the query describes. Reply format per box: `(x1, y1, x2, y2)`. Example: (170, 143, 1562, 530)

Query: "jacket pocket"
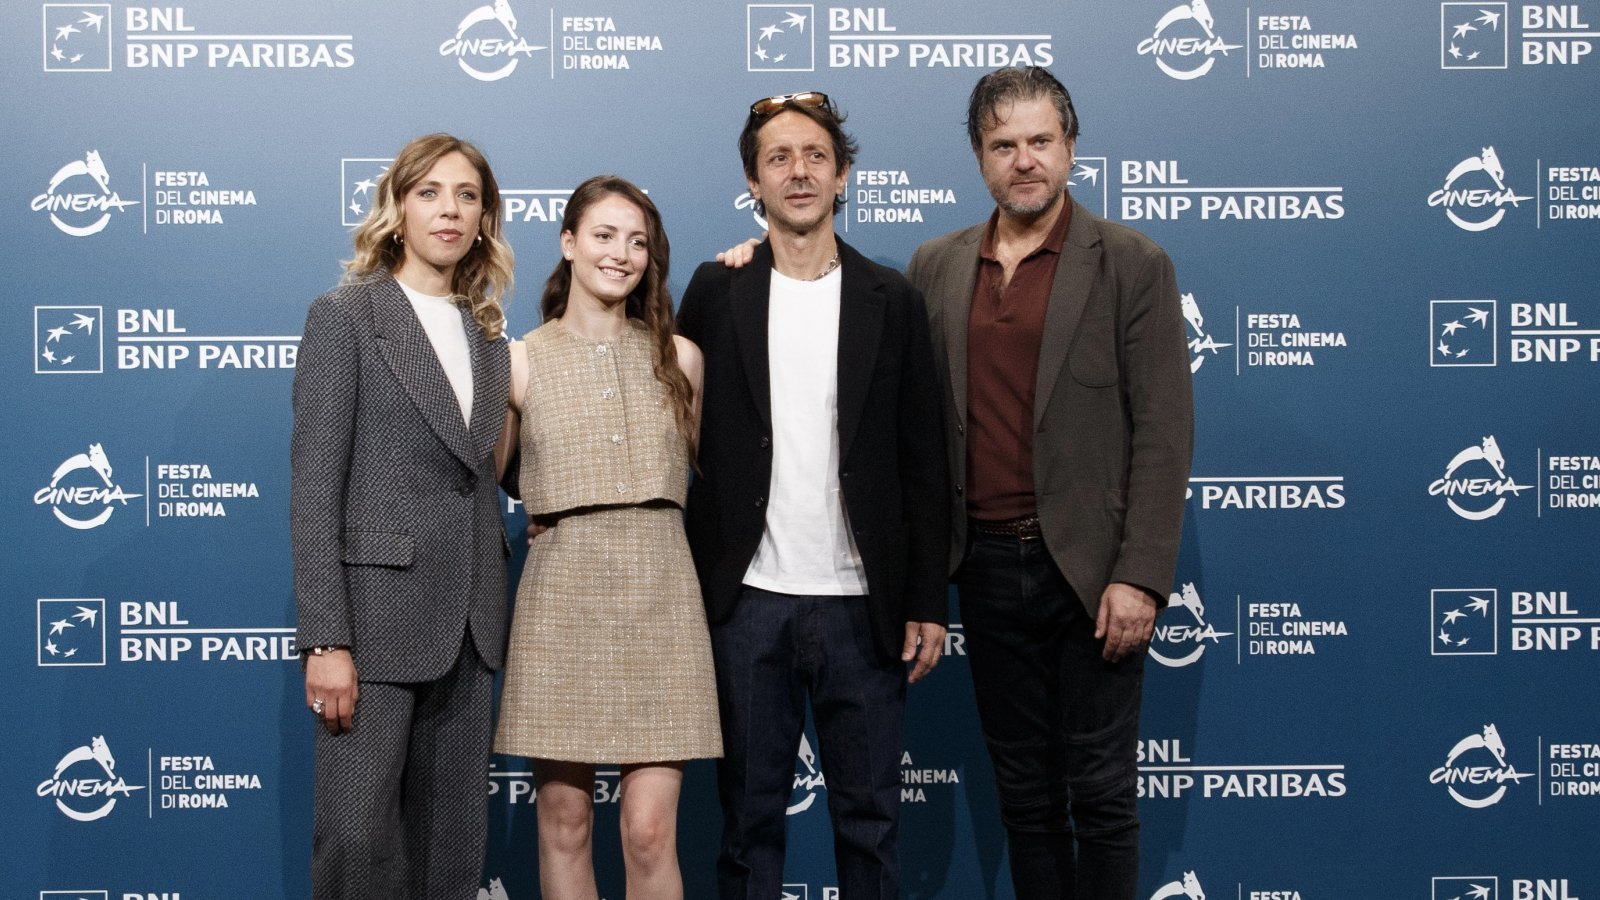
(341, 529, 415, 568)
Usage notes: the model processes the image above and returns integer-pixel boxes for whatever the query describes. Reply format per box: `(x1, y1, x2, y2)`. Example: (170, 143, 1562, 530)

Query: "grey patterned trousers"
(311, 636, 495, 900)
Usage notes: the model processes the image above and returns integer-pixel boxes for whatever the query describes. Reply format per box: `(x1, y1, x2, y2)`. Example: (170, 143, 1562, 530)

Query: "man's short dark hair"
(738, 97, 859, 215)
(966, 66, 1079, 153)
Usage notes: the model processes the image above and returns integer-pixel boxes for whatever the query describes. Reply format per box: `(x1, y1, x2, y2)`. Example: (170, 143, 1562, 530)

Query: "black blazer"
(677, 238, 949, 661)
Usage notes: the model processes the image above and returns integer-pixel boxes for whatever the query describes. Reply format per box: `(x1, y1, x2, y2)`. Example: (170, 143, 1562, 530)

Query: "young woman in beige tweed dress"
(492, 175, 720, 900)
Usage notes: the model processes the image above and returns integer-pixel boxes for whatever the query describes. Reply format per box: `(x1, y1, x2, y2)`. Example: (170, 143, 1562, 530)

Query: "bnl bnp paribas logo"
(1441, 3, 1508, 68)
(37, 735, 146, 821)
(1431, 300, 1496, 367)
(1428, 435, 1532, 520)
(1429, 723, 1532, 808)
(1434, 879, 1498, 900)
(440, 0, 545, 81)
(34, 444, 142, 529)
(1433, 589, 1497, 655)
(1428, 146, 1531, 232)
(1137, 0, 1242, 79)
(35, 306, 103, 374)
(42, 3, 112, 71)
(38, 598, 107, 666)
(748, 4, 812, 71)
(31, 150, 138, 236)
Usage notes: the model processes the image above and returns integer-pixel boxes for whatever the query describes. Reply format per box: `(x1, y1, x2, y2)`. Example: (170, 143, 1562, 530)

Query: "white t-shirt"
(742, 266, 868, 596)
(398, 281, 473, 427)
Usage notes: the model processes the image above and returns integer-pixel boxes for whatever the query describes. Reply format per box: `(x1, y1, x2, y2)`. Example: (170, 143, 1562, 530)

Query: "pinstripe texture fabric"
(494, 320, 720, 763)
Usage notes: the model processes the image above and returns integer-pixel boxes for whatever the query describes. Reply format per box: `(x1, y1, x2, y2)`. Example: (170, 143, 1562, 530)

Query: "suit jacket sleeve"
(898, 283, 951, 624)
(290, 292, 359, 649)
(1110, 245, 1193, 599)
(676, 265, 708, 343)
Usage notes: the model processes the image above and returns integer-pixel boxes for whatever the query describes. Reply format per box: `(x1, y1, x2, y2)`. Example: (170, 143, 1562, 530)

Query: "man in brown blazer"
(905, 67, 1193, 900)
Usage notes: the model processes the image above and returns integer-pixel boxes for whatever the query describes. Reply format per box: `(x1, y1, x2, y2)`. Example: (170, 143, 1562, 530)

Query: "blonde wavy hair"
(344, 133, 513, 339)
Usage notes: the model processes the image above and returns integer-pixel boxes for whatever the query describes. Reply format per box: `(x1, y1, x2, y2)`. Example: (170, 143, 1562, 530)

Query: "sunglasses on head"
(749, 91, 831, 116)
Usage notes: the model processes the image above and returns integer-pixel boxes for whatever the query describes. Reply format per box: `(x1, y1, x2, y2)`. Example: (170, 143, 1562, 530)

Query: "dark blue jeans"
(957, 532, 1145, 900)
(710, 586, 906, 900)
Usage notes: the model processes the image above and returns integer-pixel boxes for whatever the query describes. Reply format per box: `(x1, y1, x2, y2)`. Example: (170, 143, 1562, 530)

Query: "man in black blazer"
(677, 92, 948, 900)
(906, 68, 1193, 900)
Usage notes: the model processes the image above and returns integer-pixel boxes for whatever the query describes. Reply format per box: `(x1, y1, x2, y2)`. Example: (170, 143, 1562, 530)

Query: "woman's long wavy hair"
(541, 176, 696, 461)
(344, 133, 513, 339)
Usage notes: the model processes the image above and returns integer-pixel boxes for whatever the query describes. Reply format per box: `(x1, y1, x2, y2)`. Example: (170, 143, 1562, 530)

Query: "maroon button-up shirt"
(966, 199, 1072, 521)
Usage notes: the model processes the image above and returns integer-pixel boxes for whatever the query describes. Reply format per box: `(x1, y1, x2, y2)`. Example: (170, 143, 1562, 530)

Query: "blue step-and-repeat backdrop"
(5, 1, 1598, 898)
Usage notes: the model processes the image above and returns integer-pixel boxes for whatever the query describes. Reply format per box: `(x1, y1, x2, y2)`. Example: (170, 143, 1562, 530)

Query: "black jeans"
(957, 531, 1145, 900)
(710, 586, 906, 900)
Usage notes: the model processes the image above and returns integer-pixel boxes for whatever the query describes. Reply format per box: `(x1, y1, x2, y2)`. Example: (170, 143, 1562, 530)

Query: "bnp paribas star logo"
(1432, 589, 1497, 655)
(43, 4, 112, 72)
(35, 305, 103, 374)
(1441, 3, 1507, 69)
(1433, 877, 1498, 900)
(341, 158, 391, 227)
(748, 5, 813, 72)
(38, 598, 106, 666)
(1431, 300, 1496, 367)
(1070, 156, 1107, 217)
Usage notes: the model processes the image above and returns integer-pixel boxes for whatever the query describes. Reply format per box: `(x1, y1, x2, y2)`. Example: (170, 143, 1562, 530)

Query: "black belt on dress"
(969, 515, 1042, 540)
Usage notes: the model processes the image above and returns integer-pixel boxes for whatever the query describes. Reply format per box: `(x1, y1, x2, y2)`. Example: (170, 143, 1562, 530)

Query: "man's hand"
(902, 620, 947, 684)
(1094, 582, 1157, 662)
(305, 649, 359, 734)
(525, 518, 549, 546)
(715, 236, 764, 268)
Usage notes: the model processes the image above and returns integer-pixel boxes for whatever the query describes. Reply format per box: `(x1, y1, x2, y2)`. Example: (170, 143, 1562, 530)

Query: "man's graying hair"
(965, 66, 1080, 152)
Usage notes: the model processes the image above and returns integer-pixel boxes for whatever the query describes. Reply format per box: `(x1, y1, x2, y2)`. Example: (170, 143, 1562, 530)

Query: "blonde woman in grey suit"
(492, 176, 720, 900)
(291, 133, 514, 900)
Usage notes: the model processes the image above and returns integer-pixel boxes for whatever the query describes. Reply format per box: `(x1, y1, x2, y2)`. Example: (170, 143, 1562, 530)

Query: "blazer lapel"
(938, 226, 983, 433)
(1033, 200, 1101, 431)
(835, 239, 884, 462)
(370, 276, 476, 467)
(464, 307, 505, 463)
(731, 241, 775, 432)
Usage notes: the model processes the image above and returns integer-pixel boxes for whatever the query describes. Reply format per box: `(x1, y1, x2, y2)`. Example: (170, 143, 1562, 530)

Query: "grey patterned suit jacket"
(290, 272, 511, 682)
(907, 198, 1194, 617)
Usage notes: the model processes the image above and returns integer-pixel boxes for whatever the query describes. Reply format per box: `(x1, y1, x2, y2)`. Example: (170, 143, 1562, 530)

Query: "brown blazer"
(906, 198, 1193, 615)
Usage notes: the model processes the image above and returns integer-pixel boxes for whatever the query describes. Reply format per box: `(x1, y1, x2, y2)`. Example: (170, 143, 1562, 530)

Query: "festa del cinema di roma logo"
(1428, 146, 1531, 232)
(34, 443, 142, 529)
(1137, 0, 1242, 80)
(1149, 583, 1232, 667)
(1428, 435, 1532, 521)
(1148, 870, 1207, 900)
(31, 150, 139, 236)
(37, 735, 146, 821)
(1429, 723, 1532, 808)
(440, 0, 544, 81)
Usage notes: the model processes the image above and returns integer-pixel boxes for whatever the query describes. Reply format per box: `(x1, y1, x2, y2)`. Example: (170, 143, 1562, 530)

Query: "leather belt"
(970, 515, 1042, 540)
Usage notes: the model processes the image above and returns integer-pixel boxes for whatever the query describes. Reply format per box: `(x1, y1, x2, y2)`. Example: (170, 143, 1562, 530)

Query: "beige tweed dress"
(493, 318, 721, 763)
